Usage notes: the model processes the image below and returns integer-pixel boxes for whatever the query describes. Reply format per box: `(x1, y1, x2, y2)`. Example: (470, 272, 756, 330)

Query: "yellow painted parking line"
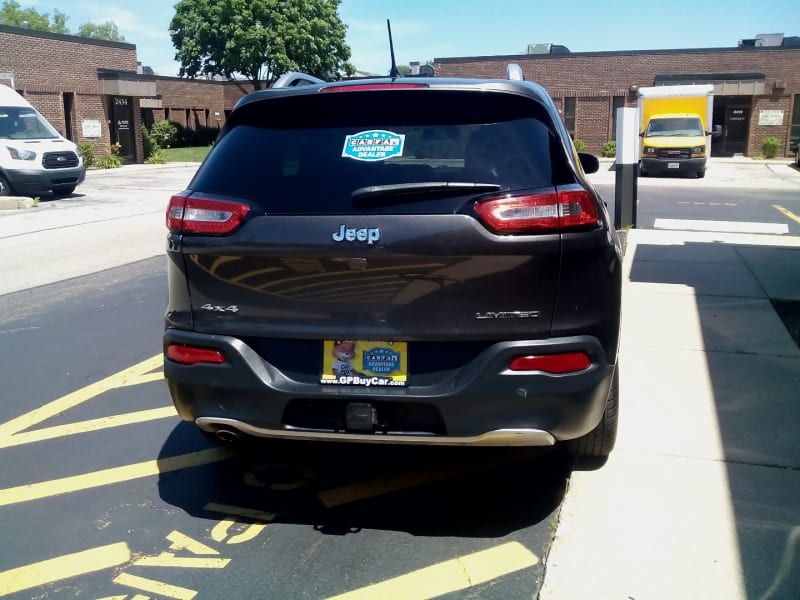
(134, 554, 230, 568)
(325, 542, 538, 600)
(0, 448, 234, 507)
(0, 407, 176, 449)
(0, 542, 130, 597)
(113, 573, 197, 600)
(318, 455, 518, 508)
(773, 204, 800, 225)
(115, 371, 164, 388)
(0, 354, 162, 438)
(166, 531, 220, 555)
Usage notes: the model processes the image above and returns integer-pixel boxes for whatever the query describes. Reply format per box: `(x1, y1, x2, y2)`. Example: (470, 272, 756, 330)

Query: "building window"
(564, 97, 576, 138)
(611, 96, 625, 141)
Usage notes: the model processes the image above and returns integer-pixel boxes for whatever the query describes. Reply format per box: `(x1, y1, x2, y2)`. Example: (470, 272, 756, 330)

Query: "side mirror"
(578, 152, 599, 174)
(638, 131, 645, 138)
(709, 125, 723, 138)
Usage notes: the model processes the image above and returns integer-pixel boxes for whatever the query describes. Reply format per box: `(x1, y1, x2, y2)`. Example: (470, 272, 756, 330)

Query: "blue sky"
(22, 0, 800, 77)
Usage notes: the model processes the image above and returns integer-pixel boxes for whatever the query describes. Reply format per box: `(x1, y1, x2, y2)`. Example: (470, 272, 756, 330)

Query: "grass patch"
(162, 146, 212, 163)
(772, 300, 800, 349)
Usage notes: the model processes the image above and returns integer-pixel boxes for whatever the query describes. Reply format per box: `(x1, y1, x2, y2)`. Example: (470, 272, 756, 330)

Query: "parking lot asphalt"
(2, 159, 800, 598)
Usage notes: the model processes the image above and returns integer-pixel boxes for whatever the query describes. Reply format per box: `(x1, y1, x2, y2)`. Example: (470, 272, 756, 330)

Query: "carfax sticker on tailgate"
(321, 340, 407, 386)
(342, 130, 405, 162)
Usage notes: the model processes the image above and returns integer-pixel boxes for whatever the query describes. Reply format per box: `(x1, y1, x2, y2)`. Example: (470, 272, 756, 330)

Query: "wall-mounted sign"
(758, 110, 784, 126)
(82, 119, 102, 138)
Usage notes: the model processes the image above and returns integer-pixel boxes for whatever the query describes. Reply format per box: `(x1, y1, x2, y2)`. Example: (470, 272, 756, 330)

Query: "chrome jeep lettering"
(332, 225, 381, 245)
(475, 310, 541, 320)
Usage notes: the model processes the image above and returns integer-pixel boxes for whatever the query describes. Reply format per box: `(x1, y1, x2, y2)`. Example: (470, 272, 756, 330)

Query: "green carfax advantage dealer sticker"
(342, 130, 405, 162)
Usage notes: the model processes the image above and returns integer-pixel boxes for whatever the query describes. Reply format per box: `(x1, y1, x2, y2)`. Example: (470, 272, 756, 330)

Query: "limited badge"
(342, 130, 405, 162)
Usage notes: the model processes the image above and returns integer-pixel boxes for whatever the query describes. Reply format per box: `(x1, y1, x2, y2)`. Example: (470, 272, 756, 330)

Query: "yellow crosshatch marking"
(773, 204, 800, 225)
(325, 542, 539, 600)
(0, 448, 234, 507)
(0, 542, 131, 596)
(113, 573, 197, 600)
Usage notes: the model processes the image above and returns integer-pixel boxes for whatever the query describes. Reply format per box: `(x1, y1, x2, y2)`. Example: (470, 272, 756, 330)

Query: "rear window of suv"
(191, 89, 574, 214)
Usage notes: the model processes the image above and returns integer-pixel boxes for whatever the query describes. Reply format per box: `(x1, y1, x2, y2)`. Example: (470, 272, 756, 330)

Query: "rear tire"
(568, 367, 618, 458)
(0, 174, 12, 196)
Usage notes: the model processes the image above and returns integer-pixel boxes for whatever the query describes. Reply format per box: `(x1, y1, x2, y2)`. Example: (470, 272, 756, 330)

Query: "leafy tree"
(0, 0, 68, 33)
(170, 0, 354, 92)
(78, 21, 126, 42)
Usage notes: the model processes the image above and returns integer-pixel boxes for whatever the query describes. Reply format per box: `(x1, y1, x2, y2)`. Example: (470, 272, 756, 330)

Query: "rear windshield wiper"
(352, 182, 501, 205)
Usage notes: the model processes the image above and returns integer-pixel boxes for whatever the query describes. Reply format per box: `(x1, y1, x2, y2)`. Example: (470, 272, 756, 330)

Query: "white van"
(0, 85, 85, 196)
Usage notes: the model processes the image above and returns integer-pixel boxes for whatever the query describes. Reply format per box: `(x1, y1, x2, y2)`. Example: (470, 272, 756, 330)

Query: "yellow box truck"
(637, 84, 720, 179)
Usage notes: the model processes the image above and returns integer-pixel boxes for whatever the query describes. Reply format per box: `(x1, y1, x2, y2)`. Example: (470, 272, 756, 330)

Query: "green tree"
(0, 0, 68, 33)
(78, 21, 126, 42)
(170, 0, 354, 92)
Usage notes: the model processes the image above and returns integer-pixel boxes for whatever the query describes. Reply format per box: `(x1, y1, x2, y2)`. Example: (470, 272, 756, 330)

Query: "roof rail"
(271, 72, 325, 89)
(506, 63, 524, 81)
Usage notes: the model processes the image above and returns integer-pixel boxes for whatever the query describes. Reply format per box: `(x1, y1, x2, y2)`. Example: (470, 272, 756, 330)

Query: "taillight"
(166, 195, 250, 235)
(320, 83, 429, 93)
(509, 352, 591, 374)
(166, 344, 225, 365)
(474, 187, 599, 234)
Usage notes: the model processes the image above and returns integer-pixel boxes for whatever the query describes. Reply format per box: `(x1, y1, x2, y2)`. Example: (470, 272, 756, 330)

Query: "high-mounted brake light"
(166, 195, 250, 235)
(166, 344, 226, 365)
(509, 352, 591, 374)
(474, 186, 599, 234)
(320, 83, 429, 93)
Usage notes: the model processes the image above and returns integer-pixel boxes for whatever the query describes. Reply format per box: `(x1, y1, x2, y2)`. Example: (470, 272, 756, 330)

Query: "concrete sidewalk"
(541, 229, 800, 599)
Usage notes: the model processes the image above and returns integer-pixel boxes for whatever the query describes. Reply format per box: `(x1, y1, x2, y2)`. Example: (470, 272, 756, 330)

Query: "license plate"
(668, 162, 680, 169)
(320, 340, 407, 386)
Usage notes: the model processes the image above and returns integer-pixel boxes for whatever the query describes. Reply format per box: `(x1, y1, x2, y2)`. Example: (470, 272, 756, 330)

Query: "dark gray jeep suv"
(164, 72, 622, 458)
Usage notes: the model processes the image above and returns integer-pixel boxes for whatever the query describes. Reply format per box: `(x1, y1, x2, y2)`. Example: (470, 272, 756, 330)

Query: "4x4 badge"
(332, 225, 381, 245)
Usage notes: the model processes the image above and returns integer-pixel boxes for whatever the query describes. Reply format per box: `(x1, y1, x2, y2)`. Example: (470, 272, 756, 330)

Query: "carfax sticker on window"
(342, 130, 405, 162)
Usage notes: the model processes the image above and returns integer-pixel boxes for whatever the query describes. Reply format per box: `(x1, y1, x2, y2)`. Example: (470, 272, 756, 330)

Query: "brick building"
(435, 40, 800, 157)
(3, 22, 798, 161)
(0, 24, 248, 164)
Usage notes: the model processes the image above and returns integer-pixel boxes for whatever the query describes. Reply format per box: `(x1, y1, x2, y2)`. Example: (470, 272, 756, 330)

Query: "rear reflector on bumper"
(509, 352, 591, 373)
(166, 345, 225, 365)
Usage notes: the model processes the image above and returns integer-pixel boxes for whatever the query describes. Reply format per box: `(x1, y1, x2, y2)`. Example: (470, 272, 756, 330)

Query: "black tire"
(0, 174, 12, 196)
(52, 185, 76, 196)
(568, 366, 619, 458)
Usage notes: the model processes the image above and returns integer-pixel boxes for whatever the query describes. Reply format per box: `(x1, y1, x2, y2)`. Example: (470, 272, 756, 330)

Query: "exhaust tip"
(215, 428, 241, 444)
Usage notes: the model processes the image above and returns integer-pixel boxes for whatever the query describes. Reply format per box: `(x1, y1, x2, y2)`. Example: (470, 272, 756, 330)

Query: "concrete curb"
(0, 196, 35, 210)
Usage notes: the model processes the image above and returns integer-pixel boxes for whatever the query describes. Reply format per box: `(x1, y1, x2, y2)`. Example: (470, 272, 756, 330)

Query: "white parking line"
(653, 219, 789, 234)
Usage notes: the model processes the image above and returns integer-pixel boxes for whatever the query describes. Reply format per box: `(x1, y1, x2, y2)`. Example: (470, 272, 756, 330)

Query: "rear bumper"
(3, 166, 85, 194)
(164, 329, 615, 446)
(641, 157, 705, 175)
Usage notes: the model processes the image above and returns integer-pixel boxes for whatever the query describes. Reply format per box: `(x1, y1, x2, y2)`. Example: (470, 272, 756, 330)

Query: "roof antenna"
(387, 19, 400, 78)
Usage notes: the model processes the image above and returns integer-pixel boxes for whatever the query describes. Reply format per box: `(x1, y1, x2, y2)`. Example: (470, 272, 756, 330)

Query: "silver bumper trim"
(195, 417, 556, 447)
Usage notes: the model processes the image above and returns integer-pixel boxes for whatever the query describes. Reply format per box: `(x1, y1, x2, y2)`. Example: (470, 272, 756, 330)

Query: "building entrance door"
(712, 96, 751, 156)
(109, 96, 135, 162)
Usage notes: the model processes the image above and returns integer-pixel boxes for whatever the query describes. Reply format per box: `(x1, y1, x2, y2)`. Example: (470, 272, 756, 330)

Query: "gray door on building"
(109, 96, 135, 162)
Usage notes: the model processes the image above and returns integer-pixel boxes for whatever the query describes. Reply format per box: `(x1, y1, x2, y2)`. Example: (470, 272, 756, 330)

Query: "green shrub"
(573, 138, 586, 152)
(96, 142, 122, 169)
(142, 125, 159, 159)
(602, 140, 617, 158)
(761, 136, 780, 159)
(145, 148, 168, 164)
(96, 154, 122, 169)
(77, 142, 95, 167)
(149, 120, 179, 149)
